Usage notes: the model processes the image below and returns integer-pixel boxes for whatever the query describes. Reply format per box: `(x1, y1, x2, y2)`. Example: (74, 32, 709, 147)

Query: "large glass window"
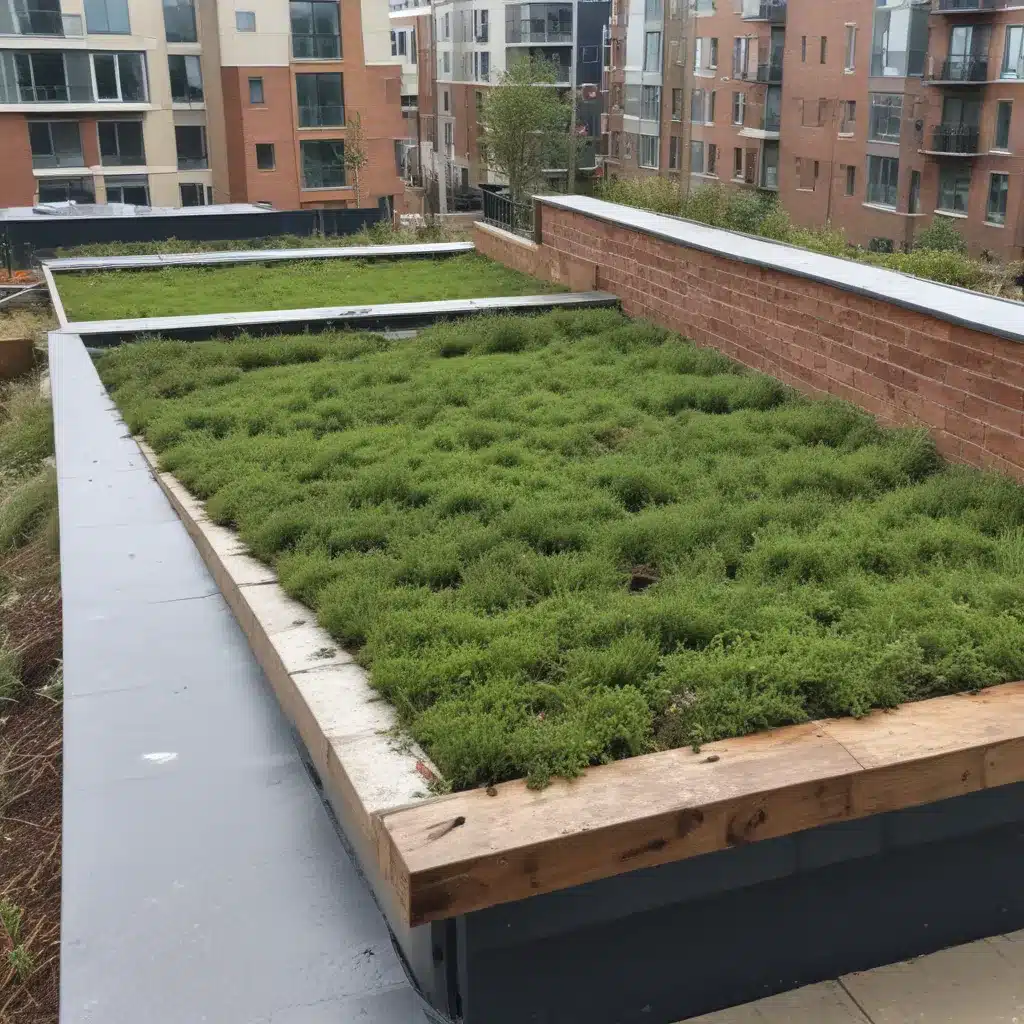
(91, 51, 147, 101)
(300, 138, 346, 188)
(162, 0, 197, 42)
(1003, 26, 1023, 79)
(638, 134, 658, 168)
(995, 100, 1012, 150)
(641, 85, 660, 120)
(866, 154, 899, 207)
(0, 0, 63, 36)
(84, 0, 130, 34)
(689, 139, 703, 174)
(98, 119, 144, 165)
(15, 51, 69, 101)
(296, 72, 344, 127)
(643, 31, 661, 72)
(174, 124, 207, 168)
(38, 176, 95, 203)
(105, 174, 149, 204)
(937, 164, 972, 213)
(179, 182, 209, 206)
(868, 93, 902, 141)
(290, 1, 341, 59)
(28, 120, 83, 168)
(870, 3, 928, 77)
(168, 54, 203, 103)
(986, 172, 1009, 224)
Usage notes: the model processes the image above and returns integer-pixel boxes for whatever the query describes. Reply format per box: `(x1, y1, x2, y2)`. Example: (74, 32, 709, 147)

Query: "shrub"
(914, 218, 968, 254)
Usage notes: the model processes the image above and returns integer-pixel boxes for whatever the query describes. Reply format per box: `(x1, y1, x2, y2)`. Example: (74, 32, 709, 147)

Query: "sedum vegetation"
(98, 310, 1024, 790)
(596, 178, 1024, 300)
(56, 253, 558, 322)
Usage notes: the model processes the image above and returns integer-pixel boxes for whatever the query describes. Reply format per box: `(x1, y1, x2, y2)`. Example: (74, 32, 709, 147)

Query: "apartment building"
(0, 0, 411, 212)
(393, 0, 609, 208)
(602, 0, 1024, 259)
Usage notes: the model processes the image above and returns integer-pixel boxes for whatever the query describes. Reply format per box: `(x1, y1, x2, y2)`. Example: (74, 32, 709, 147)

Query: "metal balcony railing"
(482, 190, 534, 238)
(505, 23, 572, 43)
(935, 56, 989, 81)
(177, 155, 209, 169)
(756, 60, 783, 82)
(741, 0, 786, 22)
(763, 111, 781, 132)
(14, 83, 94, 103)
(292, 34, 342, 59)
(930, 123, 980, 152)
(7, 6, 64, 34)
(870, 48, 927, 77)
(935, 0, 1004, 12)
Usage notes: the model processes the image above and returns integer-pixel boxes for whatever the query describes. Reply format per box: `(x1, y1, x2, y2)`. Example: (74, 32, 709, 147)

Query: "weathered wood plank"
(379, 683, 1024, 926)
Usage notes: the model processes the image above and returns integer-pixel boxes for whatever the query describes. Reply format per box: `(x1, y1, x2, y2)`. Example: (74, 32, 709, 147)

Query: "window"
(290, 1, 340, 59)
(639, 134, 659, 168)
(744, 147, 757, 184)
(162, 0, 196, 43)
(174, 125, 207, 168)
(391, 29, 407, 56)
(14, 52, 70, 102)
(610, 132, 620, 160)
(168, 55, 203, 103)
(733, 36, 750, 77)
(645, 0, 662, 18)
(248, 76, 264, 103)
(105, 174, 148, 204)
(909, 169, 921, 214)
(986, 172, 1009, 224)
(255, 142, 275, 170)
(91, 52, 147, 102)
(820, 35, 827, 64)
(296, 72, 343, 126)
(731, 92, 745, 125)
(301, 139, 345, 187)
(685, 139, 702, 174)
(0, 0, 63, 34)
(38, 177, 94, 203)
(443, 88, 449, 112)
(442, 50, 450, 74)
(690, 88, 703, 123)
(644, 31, 662, 72)
(710, 38, 718, 68)
(84, 0, 129, 34)
(669, 135, 681, 170)
(840, 99, 856, 134)
(868, 93, 902, 142)
(179, 182, 207, 206)
(98, 119, 144, 165)
(28, 121, 83, 168)
(844, 164, 856, 196)
(444, 121, 453, 148)
(1002, 26, 1023, 79)
(844, 25, 856, 71)
(694, 36, 703, 71)
(733, 146, 743, 178)
(707, 143, 717, 175)
(938, 164, 971, 214)
(866, 154, 899, 207)
(995, 100, 1012, 149)
(476, 51, 490, 81)
(236, 10, 256, 31)
(671, 88, 683, 121)
(801, 35, 806, 62)
(641, 85, 660, 120)
(871, 4, 929, 77)
(474, 8, 488, 42)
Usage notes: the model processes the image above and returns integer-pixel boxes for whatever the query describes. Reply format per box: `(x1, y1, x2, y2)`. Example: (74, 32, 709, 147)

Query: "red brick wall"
(474, 209, 1024, 479)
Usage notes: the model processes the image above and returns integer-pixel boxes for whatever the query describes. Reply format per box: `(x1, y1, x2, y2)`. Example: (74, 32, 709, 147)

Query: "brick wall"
(473, 209, 1024, 479)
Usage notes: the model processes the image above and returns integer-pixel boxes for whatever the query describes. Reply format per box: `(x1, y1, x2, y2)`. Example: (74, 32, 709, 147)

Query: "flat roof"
(0, 202, 272, 221)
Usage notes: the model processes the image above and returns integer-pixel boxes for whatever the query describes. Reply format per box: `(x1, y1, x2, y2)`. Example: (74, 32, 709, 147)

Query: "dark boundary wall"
(3, 206, 384, 270)
(474, 197, 1024, 481)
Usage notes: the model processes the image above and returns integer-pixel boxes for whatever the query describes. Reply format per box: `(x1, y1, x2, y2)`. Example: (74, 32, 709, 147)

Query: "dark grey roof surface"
(51, 331, 431, 1024)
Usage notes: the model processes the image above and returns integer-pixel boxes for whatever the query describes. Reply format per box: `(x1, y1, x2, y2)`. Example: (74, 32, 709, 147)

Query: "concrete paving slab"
(682, 982, 870, 1024)
(840, 938, 1024, 1024)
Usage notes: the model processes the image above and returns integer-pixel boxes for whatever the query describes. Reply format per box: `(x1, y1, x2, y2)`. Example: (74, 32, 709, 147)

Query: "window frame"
(235, 10, 256, 31)
(104, 174, 149, 205)
(290, 1, 341, 60)
(644, 31, 662, 72)
(97, 118, 145, 166)
(179, 181, 208, 207)
(638, 133, 659, 169)
(90, 51, 148, 103)
(248, 76, 264, 104)
(1002, 25, 1023, 79)
(937, 163, 972, 215)
(844, 24, 856, 72)
(985, 171, 1009, 225)
(255, 142, 276, 170)
(168, 53, 204, 104)
(162, 0, 197, 43)
(295, 71, 344, 127)
(84, 0, 130, 35)
(866, 153, 899, 208)
(994, 99, 1012, 150)
(300, 138, 346, 189)
(868, 92, 902, 142)
(174, 123, 208, 169)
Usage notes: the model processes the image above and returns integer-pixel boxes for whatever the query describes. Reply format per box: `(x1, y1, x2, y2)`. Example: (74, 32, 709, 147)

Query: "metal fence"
(482, 190, 535, 239)
(1, 206, 386, 271)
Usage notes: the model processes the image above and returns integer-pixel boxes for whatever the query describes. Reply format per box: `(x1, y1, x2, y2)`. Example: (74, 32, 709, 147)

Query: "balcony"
(0, 4, 64, 35)
(740, 0, 786, 22)
(927, 123, 980, 154)
(932, 56, 989, 82)
(506, 47, 571, 83)
(505, 24, 573, 44)
(298, 103, 345, 128)
(756, 59, 783, 83)
(933, 0, 1004, 12)
(870, 48, 927, 77)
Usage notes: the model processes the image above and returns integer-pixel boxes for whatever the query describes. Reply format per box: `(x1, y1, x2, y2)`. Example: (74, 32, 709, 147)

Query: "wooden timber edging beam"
(377, 682, 1024, 926)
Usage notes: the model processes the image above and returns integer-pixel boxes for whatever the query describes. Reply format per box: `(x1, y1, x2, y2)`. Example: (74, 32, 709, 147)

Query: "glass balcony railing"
(1, 6, 64, 35)
(505, 21, 572, 43)
(741, 0, 786, 22)
(930, 123, 980, 153)
(298, 103, 345, 127)
(756, 59, 783, 82)
(763, 110, 780, 132)
(870, 48, 927, 77)
(935, 56, 989, 81)
(935, 0, 1004, 12)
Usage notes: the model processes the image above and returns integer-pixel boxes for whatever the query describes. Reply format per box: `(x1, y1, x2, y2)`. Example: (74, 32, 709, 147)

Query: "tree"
(478, 55, 571, 209)
(344, 112, 368, 206)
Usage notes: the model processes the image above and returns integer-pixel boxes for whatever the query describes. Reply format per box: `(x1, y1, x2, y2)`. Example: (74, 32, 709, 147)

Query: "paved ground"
(687, 931, 1024, 1024)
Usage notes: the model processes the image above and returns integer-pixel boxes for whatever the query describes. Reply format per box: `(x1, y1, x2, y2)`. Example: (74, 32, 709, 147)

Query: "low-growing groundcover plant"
(97, 311, 1024, 789)
(56, 252, 558, 322)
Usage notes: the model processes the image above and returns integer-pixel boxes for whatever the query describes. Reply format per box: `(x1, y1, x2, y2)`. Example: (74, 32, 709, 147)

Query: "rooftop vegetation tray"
(96, 309, 1024, 794)
(57, 253, 559, 322)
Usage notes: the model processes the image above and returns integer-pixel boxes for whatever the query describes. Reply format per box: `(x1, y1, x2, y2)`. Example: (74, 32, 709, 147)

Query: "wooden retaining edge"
(135, 442, 438, 896)
(138, 454, 1024, 931)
